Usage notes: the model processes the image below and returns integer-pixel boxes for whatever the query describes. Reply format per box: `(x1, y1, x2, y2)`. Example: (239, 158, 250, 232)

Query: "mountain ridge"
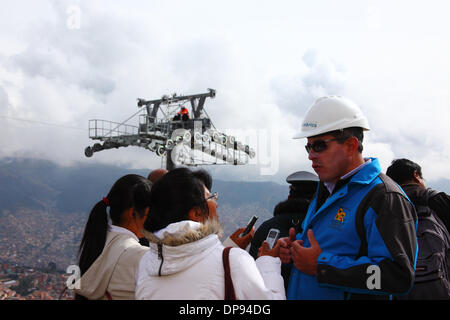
(0, 157, 289, 214)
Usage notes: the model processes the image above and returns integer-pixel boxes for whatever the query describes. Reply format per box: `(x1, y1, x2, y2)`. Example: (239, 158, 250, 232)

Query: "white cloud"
(1, 0, 449, 183)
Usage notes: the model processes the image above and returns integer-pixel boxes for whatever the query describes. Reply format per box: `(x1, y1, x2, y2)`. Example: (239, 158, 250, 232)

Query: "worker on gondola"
(173, 107, 190, 121)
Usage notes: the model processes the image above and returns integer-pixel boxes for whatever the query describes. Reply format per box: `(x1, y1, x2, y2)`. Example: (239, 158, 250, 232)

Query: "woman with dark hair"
(192, 168, 254, 249)
(135, 167, 285, 300)
(75, 174, 152, 300)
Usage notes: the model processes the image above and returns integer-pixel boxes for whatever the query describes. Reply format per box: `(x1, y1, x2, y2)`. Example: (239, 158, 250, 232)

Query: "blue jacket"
(287, 158, 418, 300)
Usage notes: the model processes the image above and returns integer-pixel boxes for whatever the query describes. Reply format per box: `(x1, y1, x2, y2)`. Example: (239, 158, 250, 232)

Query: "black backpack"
(400, 189, 450, 300)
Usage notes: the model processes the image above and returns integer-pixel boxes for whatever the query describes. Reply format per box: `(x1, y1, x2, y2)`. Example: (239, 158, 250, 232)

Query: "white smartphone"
(265, 228, 280, 249)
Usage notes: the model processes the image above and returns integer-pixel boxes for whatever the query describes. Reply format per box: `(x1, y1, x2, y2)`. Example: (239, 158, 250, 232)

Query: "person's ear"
(345, 136, 359, 154)
(413, 171, 426, 187)
(188, 207, 205, 222)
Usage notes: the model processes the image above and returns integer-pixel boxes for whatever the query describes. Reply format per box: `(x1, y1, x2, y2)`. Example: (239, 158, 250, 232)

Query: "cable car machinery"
(84, 89, 256, 170)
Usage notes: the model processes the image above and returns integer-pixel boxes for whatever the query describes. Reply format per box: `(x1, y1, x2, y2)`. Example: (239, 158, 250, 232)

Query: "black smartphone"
(241, 215, 258, 236)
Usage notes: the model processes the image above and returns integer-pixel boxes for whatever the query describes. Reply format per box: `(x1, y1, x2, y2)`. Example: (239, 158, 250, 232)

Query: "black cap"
(286, 171, 319, 184)
(286, 171, 319, 201)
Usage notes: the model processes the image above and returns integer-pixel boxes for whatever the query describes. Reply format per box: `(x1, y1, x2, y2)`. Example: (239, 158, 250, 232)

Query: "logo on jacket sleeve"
(329, 208, 347, 230)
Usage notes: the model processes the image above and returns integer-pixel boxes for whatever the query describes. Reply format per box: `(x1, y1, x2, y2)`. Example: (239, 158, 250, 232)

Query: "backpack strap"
(424, 188, 440, 202)
(222, 247, 236, 300)
(419, 190, 450, 243)
(355, 173, 411, 257)
(416, 188, 440, 217)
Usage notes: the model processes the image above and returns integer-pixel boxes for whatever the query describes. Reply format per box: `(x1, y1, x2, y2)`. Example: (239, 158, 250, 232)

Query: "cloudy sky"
(1, 0, 449, 184)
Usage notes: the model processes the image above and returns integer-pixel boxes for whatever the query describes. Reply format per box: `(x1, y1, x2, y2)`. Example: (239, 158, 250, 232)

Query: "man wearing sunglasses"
(280, 96, 418, 300)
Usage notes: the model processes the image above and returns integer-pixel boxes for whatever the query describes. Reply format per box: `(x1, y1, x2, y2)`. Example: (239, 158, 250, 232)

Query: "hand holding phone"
(265, 228, 280, 249)
(240, 215, 258, 236)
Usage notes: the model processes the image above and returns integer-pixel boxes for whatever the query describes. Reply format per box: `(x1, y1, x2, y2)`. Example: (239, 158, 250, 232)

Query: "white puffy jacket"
(135, 219, 285, 300)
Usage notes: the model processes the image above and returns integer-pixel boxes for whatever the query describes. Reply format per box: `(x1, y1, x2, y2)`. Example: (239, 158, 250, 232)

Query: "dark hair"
(144, 167, 209, 232)
(78, 174, 152, 275)
(328, 127, 364, 153)
(273, 198, 311, 217)
(192, 169, 213, 191)
(386, 158, 423, 185)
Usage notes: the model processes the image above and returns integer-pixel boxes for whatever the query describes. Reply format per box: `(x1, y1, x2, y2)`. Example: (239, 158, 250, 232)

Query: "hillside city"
(0, 208, 85, 299)
(0, 203, 271, 300)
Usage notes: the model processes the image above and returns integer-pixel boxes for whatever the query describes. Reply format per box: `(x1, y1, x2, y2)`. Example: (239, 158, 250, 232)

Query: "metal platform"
(84, 89, 255, 170)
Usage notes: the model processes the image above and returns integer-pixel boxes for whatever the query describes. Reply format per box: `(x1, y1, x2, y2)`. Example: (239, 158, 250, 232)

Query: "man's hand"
(290, 229, 322, 276)
(229, 227, 254, 250)
(277, 227, 296, 264)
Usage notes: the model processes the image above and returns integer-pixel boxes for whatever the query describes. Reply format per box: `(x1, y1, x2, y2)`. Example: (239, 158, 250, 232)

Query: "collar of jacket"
(140, 219, 225, 277)
(142, 218, 224, 247)
(305, 157, 382, 230)
(346, 157, 381, 186)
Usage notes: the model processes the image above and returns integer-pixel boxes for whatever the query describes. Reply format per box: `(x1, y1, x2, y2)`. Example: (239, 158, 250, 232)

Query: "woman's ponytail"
(78, 199, 109, 275)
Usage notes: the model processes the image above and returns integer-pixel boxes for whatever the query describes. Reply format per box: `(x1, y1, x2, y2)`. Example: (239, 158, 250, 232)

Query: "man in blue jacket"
(279, 96, 418, 299)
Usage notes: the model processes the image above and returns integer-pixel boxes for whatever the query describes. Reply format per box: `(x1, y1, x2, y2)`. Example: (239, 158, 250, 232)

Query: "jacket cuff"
(317, 251, 333, 282)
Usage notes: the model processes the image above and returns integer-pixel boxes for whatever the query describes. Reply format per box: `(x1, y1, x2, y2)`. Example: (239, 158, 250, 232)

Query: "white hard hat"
(293, 96, 370, 139)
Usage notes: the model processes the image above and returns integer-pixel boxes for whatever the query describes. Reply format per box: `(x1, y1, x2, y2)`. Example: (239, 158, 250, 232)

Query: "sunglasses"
(305, 138, 343, 153)
(206, 192, 219, 201)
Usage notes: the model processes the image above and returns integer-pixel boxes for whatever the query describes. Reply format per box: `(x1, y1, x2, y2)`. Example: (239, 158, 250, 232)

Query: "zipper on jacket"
(157, 242, 164, 277)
